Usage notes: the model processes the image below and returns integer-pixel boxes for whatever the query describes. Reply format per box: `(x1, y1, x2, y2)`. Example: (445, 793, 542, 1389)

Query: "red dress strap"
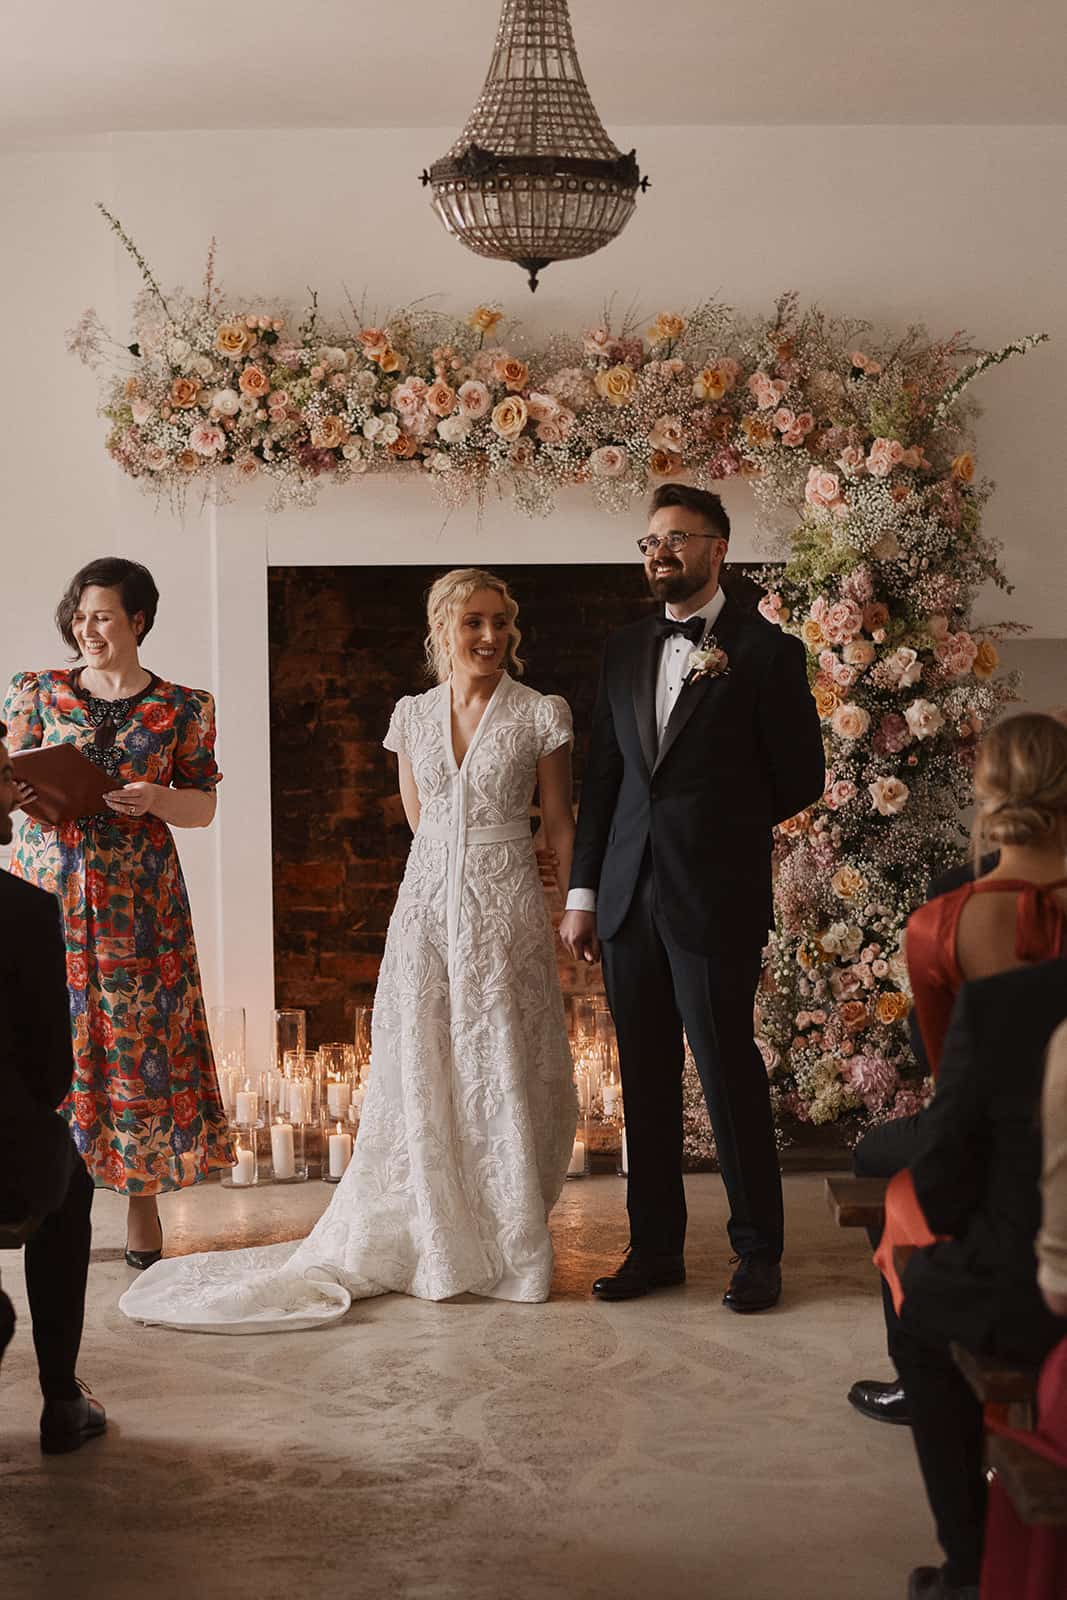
(1011, 879, 1067, 963)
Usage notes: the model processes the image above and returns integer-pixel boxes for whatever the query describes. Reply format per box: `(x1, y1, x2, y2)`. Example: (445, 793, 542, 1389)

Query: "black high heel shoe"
(124, 1218, 164, 1270)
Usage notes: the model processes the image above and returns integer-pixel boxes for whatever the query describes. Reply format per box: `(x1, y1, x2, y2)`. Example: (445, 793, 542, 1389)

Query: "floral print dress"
(2, 669, 234, 1194)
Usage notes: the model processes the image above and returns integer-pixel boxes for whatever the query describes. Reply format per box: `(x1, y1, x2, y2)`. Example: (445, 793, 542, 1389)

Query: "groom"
(560, 484, 824, 1311)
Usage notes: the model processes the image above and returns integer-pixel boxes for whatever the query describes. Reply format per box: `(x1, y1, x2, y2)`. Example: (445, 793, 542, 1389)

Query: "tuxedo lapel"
(630, 618, 659, 778)
(653, 598, 739, 775)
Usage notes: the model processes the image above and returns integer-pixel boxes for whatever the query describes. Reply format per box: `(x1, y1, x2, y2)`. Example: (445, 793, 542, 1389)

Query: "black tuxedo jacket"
(0, 870, 76, 1219)
(901, 959, 1067, 1363)
(570, 596, 825, 953)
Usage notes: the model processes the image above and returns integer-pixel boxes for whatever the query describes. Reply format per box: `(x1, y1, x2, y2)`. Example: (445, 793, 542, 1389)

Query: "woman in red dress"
(3, 558, 233, 1268)
(876, 712, 1067, 1307)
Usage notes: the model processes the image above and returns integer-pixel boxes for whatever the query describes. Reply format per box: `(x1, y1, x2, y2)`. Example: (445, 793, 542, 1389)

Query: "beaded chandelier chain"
(421, 0, 648, 291)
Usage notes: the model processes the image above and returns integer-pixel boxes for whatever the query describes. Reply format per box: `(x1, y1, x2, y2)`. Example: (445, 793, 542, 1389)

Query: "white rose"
(211, 388, 242, 418)
(191, 354, 215, 380)
(322, 346, 349, 372)
(831, 703, 871, 741)
(589, 445, 628, 479)
(887, 646, 922, 688)
(905, 698, 944, 740)
(437, 413, 472, 444)
(166, 337, 191, 365)
(131, 398, 154, 425)
(429, 451, 452, 473)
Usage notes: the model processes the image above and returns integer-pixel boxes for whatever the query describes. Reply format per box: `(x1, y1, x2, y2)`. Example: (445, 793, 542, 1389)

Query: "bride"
(120, 568, 578, 1332)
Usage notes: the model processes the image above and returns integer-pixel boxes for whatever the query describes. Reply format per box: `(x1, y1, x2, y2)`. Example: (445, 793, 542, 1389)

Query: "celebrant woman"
(120, 567, 578, 1332)
(2, 557, 233, 1269)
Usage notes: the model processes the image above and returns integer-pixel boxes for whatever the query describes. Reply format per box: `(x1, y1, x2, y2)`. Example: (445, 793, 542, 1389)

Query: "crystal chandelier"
(421, 0, 647, 291)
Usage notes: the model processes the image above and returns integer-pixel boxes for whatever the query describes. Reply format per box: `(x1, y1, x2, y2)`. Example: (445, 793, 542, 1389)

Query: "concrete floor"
(0, 1172, 937, 1600)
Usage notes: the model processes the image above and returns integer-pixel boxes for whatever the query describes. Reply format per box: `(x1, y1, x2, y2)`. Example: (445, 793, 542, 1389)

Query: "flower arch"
(72, 210, 1046, 1137)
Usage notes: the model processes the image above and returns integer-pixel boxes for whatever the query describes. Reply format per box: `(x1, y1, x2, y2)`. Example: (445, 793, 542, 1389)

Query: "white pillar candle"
(232, 1146, 255, 1186)
(287, 1081, 309, 1123)
(328, 1126, 353, 1179)
(326, 1081, 351, 1120)
(601, 1082, 618, 1117)
(567, 1137, 586, 1177)
(270, 1121, 295, 1181)
(234, 1091, 258, 1126)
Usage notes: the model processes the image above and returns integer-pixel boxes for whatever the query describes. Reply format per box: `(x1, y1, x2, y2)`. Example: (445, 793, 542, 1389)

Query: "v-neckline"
(444, 674, 507, 774)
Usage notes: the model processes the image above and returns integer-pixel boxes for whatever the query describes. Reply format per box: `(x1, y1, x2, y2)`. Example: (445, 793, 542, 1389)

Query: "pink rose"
(189, 421, 227, 457)
(904, 698, 944, 741)
(936, 631, 978, 678)
(758, 592, 790, 625)
(525, 391, 559, 423)
(835, 445, 866, 478)
(457, 380, 491, 419)
(772, 407, 796, 434)
(822, 598, 864, 645)
(426, 381, 457, 417)
(649, 414, 684, 453)
(536, 411, 575, 444)
(825, 779, 857, 810)
(748, 371, 787, 410)
(804, 466, 844, 512)
(589, 445, 628, 479)
(393, 378, 428, 412)
(583, 326, 619, 359)
(831, 702, 871, 741)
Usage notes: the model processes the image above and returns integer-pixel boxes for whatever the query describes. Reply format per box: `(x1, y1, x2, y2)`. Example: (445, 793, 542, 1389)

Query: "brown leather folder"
(12, 744, 115, 824)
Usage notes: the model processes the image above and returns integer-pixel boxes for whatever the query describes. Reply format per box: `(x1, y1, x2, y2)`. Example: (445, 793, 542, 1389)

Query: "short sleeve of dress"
(2, 672, 44, 751)
(383, 697, 410, 758)
(535, 693, 573, 760)
(172, 689, 223, 792)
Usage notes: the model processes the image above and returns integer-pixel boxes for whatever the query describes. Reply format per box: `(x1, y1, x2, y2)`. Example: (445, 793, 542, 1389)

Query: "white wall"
(3, 125, 1065, 1062)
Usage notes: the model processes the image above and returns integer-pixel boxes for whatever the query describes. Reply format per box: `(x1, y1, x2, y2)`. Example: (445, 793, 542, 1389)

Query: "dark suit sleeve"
(756, 630, 825, 825)
(908, 985, 985, 1236)
(16, 893, 75, 1110)
(569, 657, 624, 893)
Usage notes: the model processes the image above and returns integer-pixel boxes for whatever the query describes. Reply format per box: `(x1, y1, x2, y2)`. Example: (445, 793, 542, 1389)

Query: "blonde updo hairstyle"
(424, 567, 525, 684)
(972, 712, 1067, 864)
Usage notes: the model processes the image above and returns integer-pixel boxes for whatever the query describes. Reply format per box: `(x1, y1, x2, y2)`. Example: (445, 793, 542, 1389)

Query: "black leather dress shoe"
(722, 1254, 781, 1313)
(40, 1381, 107, 1456)
(125, 1220, 163, 1271)
(907, 1564, 979, 1599)
(592, 1252, 686, 1301)
(847, 1377, 912, 1426)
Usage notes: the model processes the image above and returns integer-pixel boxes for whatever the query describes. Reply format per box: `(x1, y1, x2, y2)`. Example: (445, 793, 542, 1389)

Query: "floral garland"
(72, 211, 1047, 1138)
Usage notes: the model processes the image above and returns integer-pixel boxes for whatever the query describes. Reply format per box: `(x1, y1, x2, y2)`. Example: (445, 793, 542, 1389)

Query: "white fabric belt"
(417, 818, 532, 846)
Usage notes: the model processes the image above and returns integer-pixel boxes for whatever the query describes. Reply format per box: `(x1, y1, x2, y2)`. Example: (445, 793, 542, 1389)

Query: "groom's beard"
(646, 558, 711, 605)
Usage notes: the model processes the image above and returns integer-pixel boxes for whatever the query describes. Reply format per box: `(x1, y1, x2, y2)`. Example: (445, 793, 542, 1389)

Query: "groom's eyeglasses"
(637, 531, 719, 556)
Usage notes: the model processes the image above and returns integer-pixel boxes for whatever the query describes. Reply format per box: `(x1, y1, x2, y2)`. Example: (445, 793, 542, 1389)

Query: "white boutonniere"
(684, 635, 730, 686)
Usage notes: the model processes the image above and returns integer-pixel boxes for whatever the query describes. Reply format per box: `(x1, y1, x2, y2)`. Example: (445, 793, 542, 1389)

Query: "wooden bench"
(985, 1432, 1067, 1527)
(825, 1175, 887, 1229)
(950, 1342, 1039, 1428)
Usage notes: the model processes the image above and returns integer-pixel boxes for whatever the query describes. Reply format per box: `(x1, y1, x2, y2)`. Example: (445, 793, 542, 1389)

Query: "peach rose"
(801, 618, 827, 650)
(216, 323, 254, 357)
(863, 602, 890, 634)
(647, 312, 686, 344)
(311, 415, 348, 450)
(525, 391, 559, 423)
(649, 414, 684, 453)
(359, 327, 390, 360)
(493, 355, 530, 392)
(874, 990, 910, 1025)
(467, 306, 503, 336)
(831, 865, 867, 901)
(377, 347, 401, 374)
(742, 416, 775, 448)
(594, 364, 637, 407)
(692, 365, 733, 401)
(972, 639, 999, 679)
(589, 445, 628, 479)
(649, 450, 683, 477)
(950, 452, 975, 484)
(813, 683, 840, 719)
(831, 703, 871, 741)
(868, 776, 910, 816)
(169, 376, 202, 409)
(457, 380, 491, 419)
(778, 809, 812, 837)
(508, 438, 535, 469)
(843, 640, 876, 668)
(426, 381, 457, 418)
(238, 365, 270, 397)
(177, 449, 200, 472)
(490, 396, 529, 441)
(536, 411, 574, 444)
(389, 433, 418, 459)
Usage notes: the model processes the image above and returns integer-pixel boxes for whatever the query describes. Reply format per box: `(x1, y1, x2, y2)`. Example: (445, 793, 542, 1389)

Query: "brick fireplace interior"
(268, 561, 765, 1048)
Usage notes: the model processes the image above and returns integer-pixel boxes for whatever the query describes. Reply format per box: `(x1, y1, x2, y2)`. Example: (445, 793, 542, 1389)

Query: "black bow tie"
(655, 615, 706, 646)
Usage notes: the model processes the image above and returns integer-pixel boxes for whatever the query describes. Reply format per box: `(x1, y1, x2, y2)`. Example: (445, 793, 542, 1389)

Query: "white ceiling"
(3, 0, 1065, 143)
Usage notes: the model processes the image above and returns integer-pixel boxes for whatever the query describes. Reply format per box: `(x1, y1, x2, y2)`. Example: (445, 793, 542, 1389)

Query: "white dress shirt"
(566, 588, 726, 914)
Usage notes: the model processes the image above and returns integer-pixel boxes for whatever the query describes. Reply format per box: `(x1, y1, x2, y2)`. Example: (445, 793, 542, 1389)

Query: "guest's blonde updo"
(972, 712, 1067, 860)
(423, 568, 525, 684)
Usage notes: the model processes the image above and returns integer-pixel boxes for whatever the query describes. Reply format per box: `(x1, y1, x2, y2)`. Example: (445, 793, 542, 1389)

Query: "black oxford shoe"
(847, 1377, 912, 1426)
(592, 1251, 686, 1301)
(907, 1565, 979, 1599)
(40, 1382, 107, 1456)
(722, 1254, 781, 1313)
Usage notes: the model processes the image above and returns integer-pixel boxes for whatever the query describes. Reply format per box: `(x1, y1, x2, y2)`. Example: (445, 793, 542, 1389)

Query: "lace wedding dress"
(120, 674, 578, 1333)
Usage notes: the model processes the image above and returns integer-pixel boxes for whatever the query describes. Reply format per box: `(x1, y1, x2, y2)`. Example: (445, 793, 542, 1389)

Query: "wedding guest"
(849, 711, 1067, 1427)
(1039, 1020, 1067, 1320)
(0, 722, 105, 1452)
(889, 961, 1067, 1599)
(2, 557, 232, 1268)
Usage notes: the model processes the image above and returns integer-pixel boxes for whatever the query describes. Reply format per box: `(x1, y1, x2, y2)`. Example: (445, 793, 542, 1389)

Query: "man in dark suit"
(560, 484, 825, 1310)
(888, 961, 1067, 1598)
(0, 722, 105, 1453)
